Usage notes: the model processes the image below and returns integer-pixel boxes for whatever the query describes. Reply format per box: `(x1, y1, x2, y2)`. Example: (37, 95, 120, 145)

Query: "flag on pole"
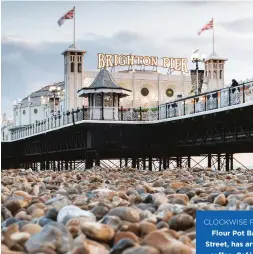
(198, 18, 214, 35)
(57, 7, 75, 27)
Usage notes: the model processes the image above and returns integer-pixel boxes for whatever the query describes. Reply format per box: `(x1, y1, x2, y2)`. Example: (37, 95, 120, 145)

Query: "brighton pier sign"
(97, 53, 189, 73)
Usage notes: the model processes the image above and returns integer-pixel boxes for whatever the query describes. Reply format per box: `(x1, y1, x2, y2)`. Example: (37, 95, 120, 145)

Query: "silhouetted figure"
(231, 79, 239, 93)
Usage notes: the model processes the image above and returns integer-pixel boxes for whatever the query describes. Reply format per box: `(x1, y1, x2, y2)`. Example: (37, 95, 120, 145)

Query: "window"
(219, 70, 222, 79)
(166, 88, 174, 97)
(23, 110, 26, 115)
(78, 63, 82, 73)
(71, 62, 74, 72)
(141, 87, 149, 96)
(34, 109, 38, 114)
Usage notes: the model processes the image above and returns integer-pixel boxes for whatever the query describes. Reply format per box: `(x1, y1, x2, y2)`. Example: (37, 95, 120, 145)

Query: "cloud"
(219, 18, 253, 33)
(1, 28, 253, 116)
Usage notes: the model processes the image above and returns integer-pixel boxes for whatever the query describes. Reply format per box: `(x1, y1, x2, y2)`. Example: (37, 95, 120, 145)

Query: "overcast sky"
(1, 1, 253, 166)
(2, 1, 253, 116)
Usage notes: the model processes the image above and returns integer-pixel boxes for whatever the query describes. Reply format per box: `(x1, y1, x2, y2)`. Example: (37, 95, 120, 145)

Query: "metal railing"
(9, 81, 253, 141)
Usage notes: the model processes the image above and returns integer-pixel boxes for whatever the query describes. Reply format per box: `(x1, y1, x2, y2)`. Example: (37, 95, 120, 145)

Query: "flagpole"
(212, 18, 214, 53)
(73, 6, 76, 47)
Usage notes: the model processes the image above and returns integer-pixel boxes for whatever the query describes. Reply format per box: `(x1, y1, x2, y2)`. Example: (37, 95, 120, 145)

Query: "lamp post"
(191, 52, 206, 95)
(49, 85, 62, 114)
(28, 97, 32, 124)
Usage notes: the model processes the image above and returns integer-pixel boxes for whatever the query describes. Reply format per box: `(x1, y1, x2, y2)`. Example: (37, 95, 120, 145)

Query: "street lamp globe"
(49, 86, 57, 92)
(191, 52, 200, 62)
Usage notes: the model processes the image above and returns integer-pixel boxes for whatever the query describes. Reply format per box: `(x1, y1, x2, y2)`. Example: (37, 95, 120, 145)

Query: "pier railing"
(9, 81, 253, 141)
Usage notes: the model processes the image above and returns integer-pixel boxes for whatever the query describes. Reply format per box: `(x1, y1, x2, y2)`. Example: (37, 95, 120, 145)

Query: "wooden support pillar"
(70, 161, 73, 170)
(53, 161, 56, 171)
(65, 161, 69, 170)
(226, 153, 230, 172)
(95, 152, 100, 166)
(187, 156, 191, 168)
(149, 157, 152, 171)
(61, 161, 63, 171)
(167, 157, 170, 169)
(46, 160, 50, 171)
(208, 154, 212, 168)
(176, 157, 180, 168)
(159, 158, 162, 171)
(125, 158, 128, 167)
(57, 161, 60, 171)
(132, 157, 136, 168)
(217, 154, 221, 171)
(40, 155, 44, 171)
(163, 157, 167, 170)
(143, 158, 146, 170)
(136, 158, 139, 169)
(120, 158, 122, 168)
(85, 151, 94, 169)
(230, 154, 233, 171)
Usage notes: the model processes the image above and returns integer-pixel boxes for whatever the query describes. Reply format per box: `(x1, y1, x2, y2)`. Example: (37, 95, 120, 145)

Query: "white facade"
(63, 47, 87, 111)
(204, 53, 227, 91)
(2, 46, 233, 141)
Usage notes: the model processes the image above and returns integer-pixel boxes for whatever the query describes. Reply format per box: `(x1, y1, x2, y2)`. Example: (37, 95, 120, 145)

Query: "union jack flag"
(198, 18, 214, 35)
(58, 7, 75, 27)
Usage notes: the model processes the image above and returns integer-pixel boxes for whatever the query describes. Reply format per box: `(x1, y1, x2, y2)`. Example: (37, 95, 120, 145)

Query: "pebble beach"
(1, 167, 253, 254)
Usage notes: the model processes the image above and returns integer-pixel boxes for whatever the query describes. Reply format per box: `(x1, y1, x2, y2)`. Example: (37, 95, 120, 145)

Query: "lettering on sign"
(97, 53, 189, 73)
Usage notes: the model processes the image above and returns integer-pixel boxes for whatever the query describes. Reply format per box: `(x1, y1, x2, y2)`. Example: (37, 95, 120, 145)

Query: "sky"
(1, 1, 253, 165)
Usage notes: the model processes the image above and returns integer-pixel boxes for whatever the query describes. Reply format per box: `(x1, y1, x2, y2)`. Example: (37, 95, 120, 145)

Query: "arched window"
(71, 62, 74, 72)
(219, 70, 222, 79)
(78, 63, 82, 73)
(214, 70, 217, 79)
(34, 109, 38, 114)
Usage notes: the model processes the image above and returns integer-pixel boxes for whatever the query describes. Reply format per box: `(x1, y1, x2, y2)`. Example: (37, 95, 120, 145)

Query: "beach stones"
(100, 216, 122, 231)
(21, 224, 42, 235)
(57, 205, 96, 224)
(123, 246, 160, 254)
(25, 222, 73, 253)
(168, 214, 194, 231)
(80, 221, 115, 242)
(110, 239, 137, 254)
(214, 194, 227, 206)
(108, 207, 140, 223)
(45, 196, 71, 212)
(2, 167, 253, 253)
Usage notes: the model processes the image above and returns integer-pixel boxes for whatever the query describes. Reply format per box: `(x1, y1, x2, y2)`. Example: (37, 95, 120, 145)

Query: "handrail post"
(183, 100, 186, 115)
(216, 92, 219, 109)
(121, 106, 123, 121)
(243, 84, 245, 103)
(140, 107, 142, 121)
(228, 87, 231, 106)
(72, 109, 75, 125)
(82, 105, 85, 120)
(193, 98, 196, 113)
